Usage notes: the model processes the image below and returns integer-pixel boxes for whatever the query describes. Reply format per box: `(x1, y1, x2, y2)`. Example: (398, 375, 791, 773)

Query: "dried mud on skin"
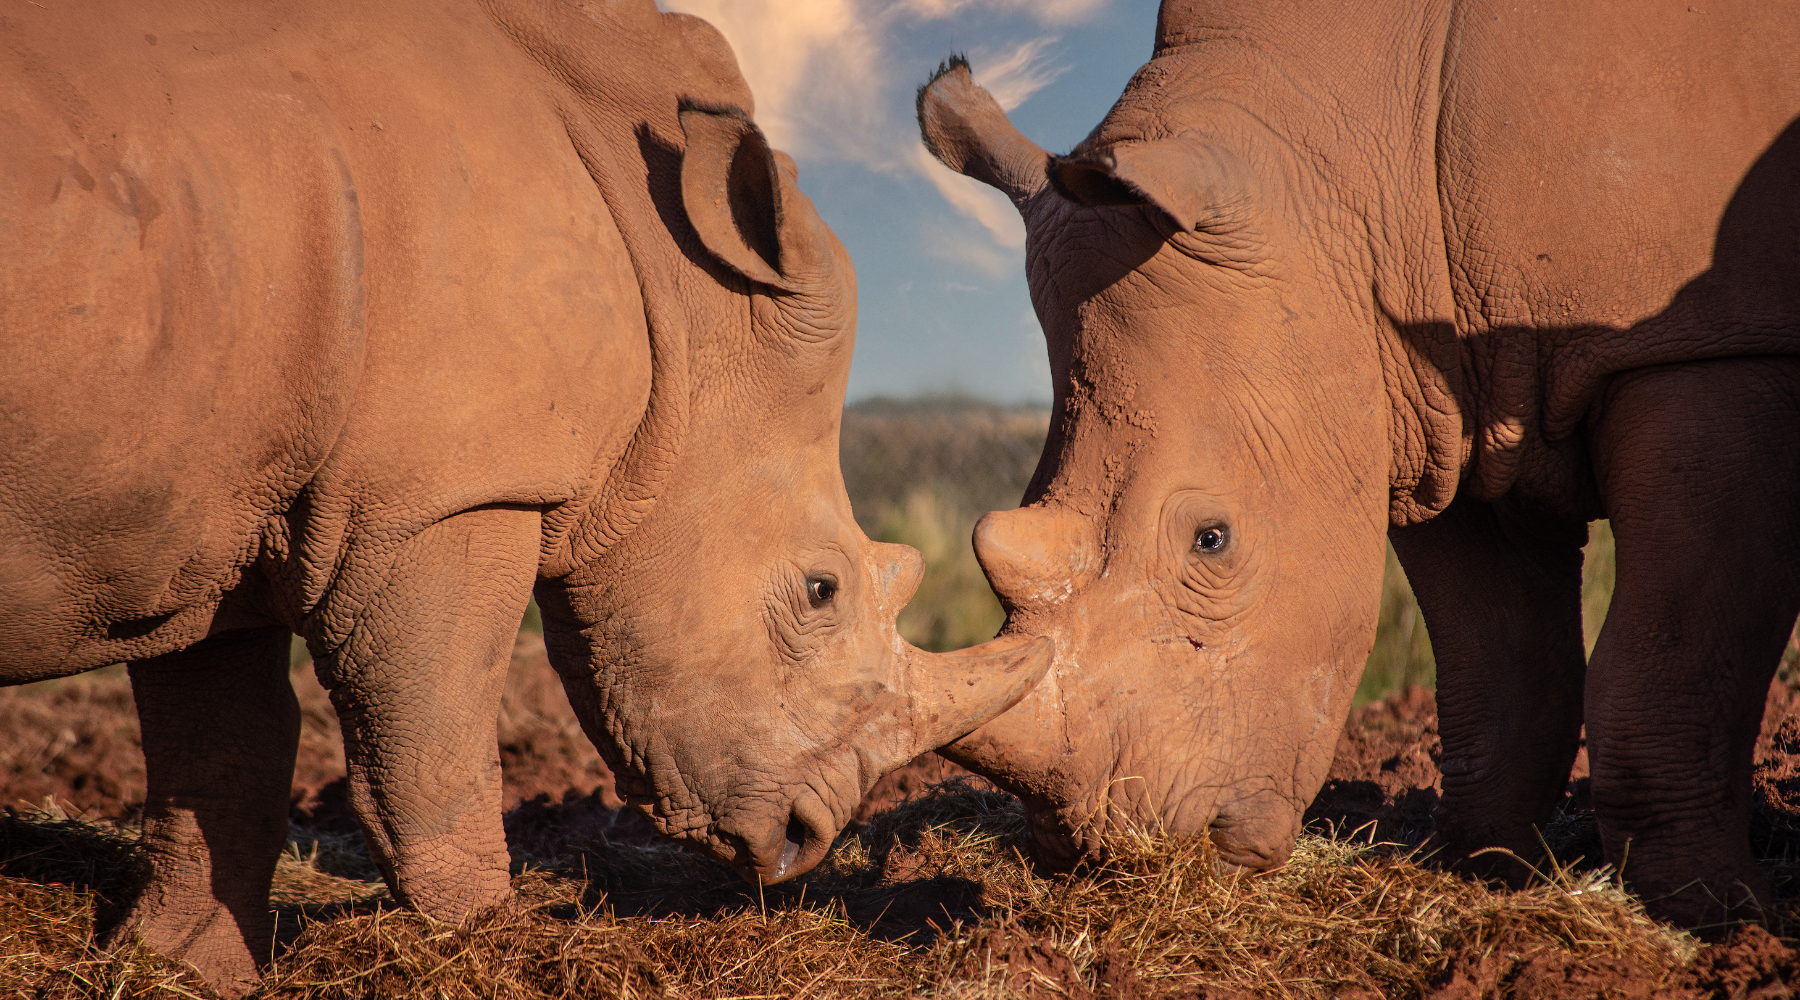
(7, 654, 1800, 997)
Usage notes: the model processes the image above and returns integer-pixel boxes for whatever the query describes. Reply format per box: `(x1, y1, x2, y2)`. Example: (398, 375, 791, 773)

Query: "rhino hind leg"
(113, 626, 300, 995)
(316, 506, 539, 919)
(1585, 356, 1800, 931)
(1392, 496, 1588, 884)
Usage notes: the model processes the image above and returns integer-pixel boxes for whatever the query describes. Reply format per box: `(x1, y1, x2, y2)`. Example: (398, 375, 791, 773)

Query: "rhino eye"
(1194, 526, 1228, 554)
(807, 576, 838, 605)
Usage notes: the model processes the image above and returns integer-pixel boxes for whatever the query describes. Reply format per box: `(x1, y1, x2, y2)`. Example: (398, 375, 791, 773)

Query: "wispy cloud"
(909, 144, 1024, 258)
(897, 0, 1106, 26)
(917, 216, 1020, 278)
(658, 0, 1096, 256)
(972, 36, 1069, 111)
(658, 0, 878, 156)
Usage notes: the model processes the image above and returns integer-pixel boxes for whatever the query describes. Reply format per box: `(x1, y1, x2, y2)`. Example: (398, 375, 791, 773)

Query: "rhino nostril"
(777, 816, 807, 878)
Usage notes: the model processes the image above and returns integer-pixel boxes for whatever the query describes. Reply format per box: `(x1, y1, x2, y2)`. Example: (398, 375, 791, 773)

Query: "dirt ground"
(7, 639, 1800, 997)
(0, 636, 980, 848)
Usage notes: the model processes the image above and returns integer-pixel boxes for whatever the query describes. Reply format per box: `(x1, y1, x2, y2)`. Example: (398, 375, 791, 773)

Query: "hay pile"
(5, 780, 1797, 999)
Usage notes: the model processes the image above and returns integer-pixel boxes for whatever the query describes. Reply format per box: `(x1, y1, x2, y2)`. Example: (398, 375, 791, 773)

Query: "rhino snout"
(719, 796, 836, 886)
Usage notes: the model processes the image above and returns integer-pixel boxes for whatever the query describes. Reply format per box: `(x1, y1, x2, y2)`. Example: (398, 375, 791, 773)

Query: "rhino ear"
(916, 55, 1050, 204)
(1049, 136, 1252, 234)
(679, 104, 811, 291)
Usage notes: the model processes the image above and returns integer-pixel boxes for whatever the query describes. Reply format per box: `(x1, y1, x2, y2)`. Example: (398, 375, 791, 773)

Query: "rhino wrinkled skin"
(0, 0, 1050, 990)
(920, 0, 1799, 928)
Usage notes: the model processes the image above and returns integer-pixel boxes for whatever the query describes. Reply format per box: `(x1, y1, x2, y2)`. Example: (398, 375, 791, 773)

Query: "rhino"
(0, 0, 1051, 988)
(917, 0, 1799, 927)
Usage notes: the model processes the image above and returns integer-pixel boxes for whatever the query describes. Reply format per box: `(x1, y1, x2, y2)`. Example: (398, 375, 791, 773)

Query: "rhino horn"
(868, 540, 925, 612)
(972, 506, 1100, 615)
(902, 633, 1054, 752)
(916, 55, 1050, 205)
(859, 540, 1051, 750)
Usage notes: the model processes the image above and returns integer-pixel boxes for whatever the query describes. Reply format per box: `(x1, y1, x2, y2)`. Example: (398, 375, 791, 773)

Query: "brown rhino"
(918, 0, 1800, 927)
(0, 0, 1050, 988)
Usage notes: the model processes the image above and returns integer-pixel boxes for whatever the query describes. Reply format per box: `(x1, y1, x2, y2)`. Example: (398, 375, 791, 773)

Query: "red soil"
(8, 644, 1800, 996)
(1305, 681, 1800, 850)
(0, 635, 975, 834)
(1422, 923, 1800, 999)
(0, 669, 142, 820)
(1304, 684, 1444, 844)
(9, 648, 1800, 859)
(10, 651, 1800, 857)
(953, 925, 1149, 1000)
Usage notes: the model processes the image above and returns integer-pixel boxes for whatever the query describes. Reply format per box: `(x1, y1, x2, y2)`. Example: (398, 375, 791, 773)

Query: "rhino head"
(536, 82, 1051, 885)
(913, 58, 1397, 869)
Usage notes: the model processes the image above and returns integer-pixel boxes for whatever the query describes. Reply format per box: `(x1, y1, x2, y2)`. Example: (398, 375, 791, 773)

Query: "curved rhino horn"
(904, 633, 1054, 752)
(861, 540, 1052, 754)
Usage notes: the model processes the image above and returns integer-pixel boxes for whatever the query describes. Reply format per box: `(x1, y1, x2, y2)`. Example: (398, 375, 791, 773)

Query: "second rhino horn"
(972, 506, 1100, 614)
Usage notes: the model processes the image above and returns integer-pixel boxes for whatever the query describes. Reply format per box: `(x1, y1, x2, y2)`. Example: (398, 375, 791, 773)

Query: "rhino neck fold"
(586, 286, 691, 551)
(550, 112, 695, 562)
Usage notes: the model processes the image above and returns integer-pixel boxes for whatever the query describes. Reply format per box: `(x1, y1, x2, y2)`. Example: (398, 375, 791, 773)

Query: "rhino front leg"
(1390, 496, 1588, 883)
(114, 625, 300, 995)
(317, 505, 539, 918)
(1587, 356, 1800, 930)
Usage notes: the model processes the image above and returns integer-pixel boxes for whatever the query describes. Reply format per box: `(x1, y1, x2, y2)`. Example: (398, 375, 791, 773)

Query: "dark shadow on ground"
(502, 778, 1025, 943)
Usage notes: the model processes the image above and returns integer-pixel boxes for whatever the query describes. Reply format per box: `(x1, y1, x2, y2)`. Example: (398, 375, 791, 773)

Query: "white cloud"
(909, 144, 1025, 251)
(918, 218, 1019, 278)
(897, 0, 1106, 26)
(973, 36, 1069, 112)
(658, 0, 1093, 255)
(658, 0, 878, 156)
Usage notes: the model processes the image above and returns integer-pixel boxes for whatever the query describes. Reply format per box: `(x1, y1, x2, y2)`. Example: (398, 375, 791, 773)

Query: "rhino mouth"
(727, 808, 835, 886)
(655, 791, 838, 886)
(766, 817, 809, 881)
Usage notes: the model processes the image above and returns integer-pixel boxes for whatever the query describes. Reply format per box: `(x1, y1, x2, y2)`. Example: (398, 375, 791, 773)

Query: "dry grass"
(1018, 834, 1692, 997)
(0, 781, 1729, 1000)
(11, 400, 1794, 997)
(0, 810, 215, 999)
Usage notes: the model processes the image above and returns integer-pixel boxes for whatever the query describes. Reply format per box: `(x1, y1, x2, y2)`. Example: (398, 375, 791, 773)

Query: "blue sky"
(658, 0, 1160, 404)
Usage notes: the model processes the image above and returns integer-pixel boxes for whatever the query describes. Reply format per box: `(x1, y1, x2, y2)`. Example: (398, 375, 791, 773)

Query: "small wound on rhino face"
(1188, 637, 1204, 650)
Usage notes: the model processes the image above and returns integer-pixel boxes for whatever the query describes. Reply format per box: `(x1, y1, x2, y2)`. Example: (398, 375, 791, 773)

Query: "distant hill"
(840, 399, 1049, 534)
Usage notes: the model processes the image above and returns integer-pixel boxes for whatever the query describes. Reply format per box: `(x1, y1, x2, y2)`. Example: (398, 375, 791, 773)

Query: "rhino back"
(0, 1, 651, 678)
(1435, 0, 1800, 495)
